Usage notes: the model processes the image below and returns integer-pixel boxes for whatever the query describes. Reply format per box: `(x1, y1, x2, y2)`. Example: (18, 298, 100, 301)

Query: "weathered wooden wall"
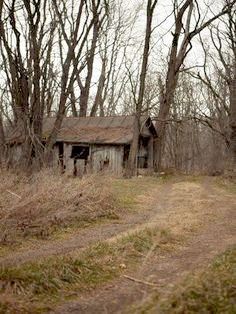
(61, 143, 124, 176)
(54, 140, 155, 176)
(90, 145, 124, 176)
(147, 137, 154, 168)
(7, 135, 154, 176)
(64, 143, 74, 173)
(52, 145, 59, 168)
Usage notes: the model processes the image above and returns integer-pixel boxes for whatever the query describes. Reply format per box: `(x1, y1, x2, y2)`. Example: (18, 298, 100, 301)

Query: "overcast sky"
(120, 0, 226, 69)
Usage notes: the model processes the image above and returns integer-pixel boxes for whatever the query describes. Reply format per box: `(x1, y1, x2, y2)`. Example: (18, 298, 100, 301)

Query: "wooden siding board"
(91, 145, 123, 175)
(64, 143, 74, 173)
(148, 137, 154, 168)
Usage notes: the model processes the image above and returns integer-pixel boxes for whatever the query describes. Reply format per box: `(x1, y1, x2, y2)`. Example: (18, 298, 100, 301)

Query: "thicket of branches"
(0, 0, 235, 175)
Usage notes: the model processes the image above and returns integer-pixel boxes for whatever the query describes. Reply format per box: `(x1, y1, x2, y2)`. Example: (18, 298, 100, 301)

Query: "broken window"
(71, 146, 89, 160)
(138, 137, 149, 168)
(123, 145, 130, 168)
(138, 156, 148, 168)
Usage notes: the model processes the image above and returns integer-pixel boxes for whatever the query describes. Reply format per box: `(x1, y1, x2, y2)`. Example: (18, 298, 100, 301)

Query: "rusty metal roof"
(7, 116, 157, 145)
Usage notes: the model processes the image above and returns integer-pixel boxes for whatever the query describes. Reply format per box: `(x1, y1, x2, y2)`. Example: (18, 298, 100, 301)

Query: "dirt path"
(54, 219, 235, 314)
(53, 178, 236, 314)
(0, 180, 171, 267)
(1, 177, 235, 313)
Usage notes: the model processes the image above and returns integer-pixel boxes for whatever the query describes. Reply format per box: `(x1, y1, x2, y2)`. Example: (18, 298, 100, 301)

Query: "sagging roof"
(7, 115, 157, 145)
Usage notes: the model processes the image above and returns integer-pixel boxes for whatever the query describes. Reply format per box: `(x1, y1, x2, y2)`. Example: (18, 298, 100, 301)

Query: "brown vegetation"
(0, 175, 235, 313)
(0, 170, 117, 244)
(132, 247, 236, 313)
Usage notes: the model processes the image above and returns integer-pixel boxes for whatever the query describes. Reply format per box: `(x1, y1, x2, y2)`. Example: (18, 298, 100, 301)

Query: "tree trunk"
(71, 90, 78, 117)
(30, 25, 44, 167)
(155, 75, 178, 170)
(126, 115, 139, 177)
(154, 0, 193, 171)
(79, 5, 100, 117)
(90, 58, 106, 117)
(229, 63, 236, 174)
(126, 0, 157, 177)
(0, 112, 5, 164)
(153, 0, 232, 172)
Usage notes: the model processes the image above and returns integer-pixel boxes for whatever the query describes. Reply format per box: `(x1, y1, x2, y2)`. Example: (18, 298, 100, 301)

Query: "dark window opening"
(71, 146, 89, 160)
(123, 145, 130, 168)
(141, 137, 149, 147)
(58, 142, 64, 157)
(137, 137, 149, 169)
(138, 156, 148, 168)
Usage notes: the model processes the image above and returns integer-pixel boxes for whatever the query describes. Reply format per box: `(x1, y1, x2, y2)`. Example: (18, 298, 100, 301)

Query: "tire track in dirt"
(54, 221, 235, 314)
(0, 181, 172, 267)
(52, 179, 236, 314)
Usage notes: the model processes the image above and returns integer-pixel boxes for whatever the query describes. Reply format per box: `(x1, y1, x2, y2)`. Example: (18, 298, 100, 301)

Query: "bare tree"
(160, 72, 227, 174)
(0, 0, 5, 165)
(90, 0, 135, 117)
(189, 1, 236, 174)
(154, 0, 236, 171)
(45, 0, 108, 150)
(0, 108, 4, 164)
(76, 0, 108, 117)
(125, 0, 158, 176)
(0, 0, 50, 168)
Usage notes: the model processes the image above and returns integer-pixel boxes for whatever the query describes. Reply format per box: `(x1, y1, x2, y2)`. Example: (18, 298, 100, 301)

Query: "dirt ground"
(0, 176, 235, 313)
(51, 177, 235, 313)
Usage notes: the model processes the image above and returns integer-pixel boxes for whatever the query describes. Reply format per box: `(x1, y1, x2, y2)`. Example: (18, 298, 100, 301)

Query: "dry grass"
(139, 180, 218, 241)
(0, 169, 117, 244)
(112, 176, 161, 210)
(0, 174, 234, 313)
(134, 247, 236, 314)
(0, 225, 177, 313)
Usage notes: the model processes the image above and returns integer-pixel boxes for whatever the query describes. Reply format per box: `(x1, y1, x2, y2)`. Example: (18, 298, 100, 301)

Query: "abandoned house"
(7, 116, 157, 176)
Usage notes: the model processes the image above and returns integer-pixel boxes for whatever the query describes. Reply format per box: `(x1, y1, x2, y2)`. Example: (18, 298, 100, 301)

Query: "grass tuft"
(0, 226, 175, 311)
(134, 247, 236, 314)
(112, 177, 160, 210)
